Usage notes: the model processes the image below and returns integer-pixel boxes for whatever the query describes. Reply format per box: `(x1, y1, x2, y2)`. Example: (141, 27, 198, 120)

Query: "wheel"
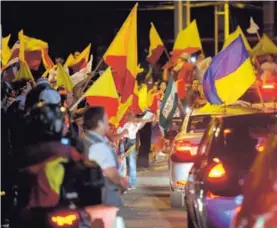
(170, 188, 184, 208)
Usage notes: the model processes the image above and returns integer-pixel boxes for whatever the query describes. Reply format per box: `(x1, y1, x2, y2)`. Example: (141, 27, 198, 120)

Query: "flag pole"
(70, 57, 103, 112)
(81, 57, 104, 93)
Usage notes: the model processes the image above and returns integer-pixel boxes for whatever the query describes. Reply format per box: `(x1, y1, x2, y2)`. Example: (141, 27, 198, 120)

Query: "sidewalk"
(137, 153, 169, 174)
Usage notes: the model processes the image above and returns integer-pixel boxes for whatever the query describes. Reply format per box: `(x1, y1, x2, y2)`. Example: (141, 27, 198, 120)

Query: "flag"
(41, 48, 54, 70)
(203, 36, 256, 105)
(103, 3, 138, 103)
(222, 26, 252, 52)
(70, 55, 93, 87)
(247, 17, 259, 34)
(56, 63, 73, 92)
(159, 74, 178, 131)
(148, 90, 162, 113)
(65, 44, 91, 73)
(146, 22, 164, 65)
(132, 81, 144, 114)
(1, 34, 11, 66)
(252, 34, 277, 56)
(8, 30, 48, 70)
(14, 61, 35, 82)
(85, 67, 119, 118)
(164, 20, 202, 69)
(109, 96, 133, 127)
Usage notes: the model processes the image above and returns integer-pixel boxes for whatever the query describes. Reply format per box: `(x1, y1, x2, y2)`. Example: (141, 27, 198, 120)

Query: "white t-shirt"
(117, 122, 140, 140)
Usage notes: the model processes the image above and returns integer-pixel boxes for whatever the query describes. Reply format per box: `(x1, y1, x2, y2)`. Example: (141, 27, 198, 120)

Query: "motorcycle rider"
(14, 102, 82, 227)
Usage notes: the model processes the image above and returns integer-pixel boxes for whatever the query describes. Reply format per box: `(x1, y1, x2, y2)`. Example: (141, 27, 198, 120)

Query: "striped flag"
(159, 74, 178, 131)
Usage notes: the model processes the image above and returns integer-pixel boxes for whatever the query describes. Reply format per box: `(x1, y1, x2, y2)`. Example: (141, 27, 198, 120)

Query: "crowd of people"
(1, 48, 277, 226)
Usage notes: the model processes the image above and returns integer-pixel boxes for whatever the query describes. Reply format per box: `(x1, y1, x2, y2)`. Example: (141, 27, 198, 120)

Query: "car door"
(186, 120, 218, 226)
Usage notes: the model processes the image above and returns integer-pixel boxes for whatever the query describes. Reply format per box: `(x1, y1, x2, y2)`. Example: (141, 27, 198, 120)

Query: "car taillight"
(208, 163, 226, 179)
(49, 212, 78, 227)
(171, 140, 199, 162)
(256, 141, 265, 152)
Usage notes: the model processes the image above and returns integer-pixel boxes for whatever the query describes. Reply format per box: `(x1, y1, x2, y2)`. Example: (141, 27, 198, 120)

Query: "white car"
(168, 104, 262, 208)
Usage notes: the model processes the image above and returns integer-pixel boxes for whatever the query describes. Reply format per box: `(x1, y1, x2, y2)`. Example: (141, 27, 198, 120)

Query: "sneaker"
(157, 151, 166, 157)
(128, 186, 136, 190)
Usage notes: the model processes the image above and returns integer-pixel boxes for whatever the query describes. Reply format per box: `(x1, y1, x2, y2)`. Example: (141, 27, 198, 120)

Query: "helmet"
(25, 102, 68, 143)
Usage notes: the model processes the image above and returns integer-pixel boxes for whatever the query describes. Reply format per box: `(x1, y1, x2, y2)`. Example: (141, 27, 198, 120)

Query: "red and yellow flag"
(65, 44, 91, 73)
(16, 30, 48, 70)
(164, 20, 202, 69)
(109, 95, 133, 127)
(103, 3, 138, 103)
(146, 22, 164, 65)
(42, 48, 54, 70)
(85, 67, 119, 118)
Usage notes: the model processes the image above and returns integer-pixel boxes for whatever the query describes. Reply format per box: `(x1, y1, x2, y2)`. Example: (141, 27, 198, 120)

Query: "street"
(121, 162, 187, 228)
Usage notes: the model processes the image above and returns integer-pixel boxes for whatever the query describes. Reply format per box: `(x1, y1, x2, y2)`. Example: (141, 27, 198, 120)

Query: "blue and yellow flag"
(203, 36, 256, 105)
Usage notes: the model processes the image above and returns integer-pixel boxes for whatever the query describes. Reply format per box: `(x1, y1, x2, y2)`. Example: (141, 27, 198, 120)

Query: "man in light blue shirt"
(83, 106, 129, 207)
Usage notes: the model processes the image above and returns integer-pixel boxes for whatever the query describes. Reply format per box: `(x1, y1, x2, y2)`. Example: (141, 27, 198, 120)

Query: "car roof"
(191, 103, 262, 116)
(214, 112, 277, 123)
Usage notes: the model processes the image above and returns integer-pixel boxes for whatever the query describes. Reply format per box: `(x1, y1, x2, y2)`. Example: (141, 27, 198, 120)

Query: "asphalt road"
(121, 163, 187, 228)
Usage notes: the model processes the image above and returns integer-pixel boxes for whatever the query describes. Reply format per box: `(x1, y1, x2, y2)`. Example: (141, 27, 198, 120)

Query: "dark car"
(232, 127, 277, 228)
(185, 112, 277, 228)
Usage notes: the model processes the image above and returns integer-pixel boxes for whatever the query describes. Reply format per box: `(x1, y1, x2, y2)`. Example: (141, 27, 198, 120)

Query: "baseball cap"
(39, 89, 61, 104)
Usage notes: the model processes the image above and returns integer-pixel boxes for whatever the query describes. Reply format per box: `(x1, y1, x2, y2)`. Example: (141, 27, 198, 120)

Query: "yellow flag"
(14, 61, 35, 82)
(222, 26, 252, 52)
(173, 20, 202, 51)
(252, 34, 277, 56)
(56, 63, 73, 92)
(18, 30, 25, 62)
(1, 35, 11, 66)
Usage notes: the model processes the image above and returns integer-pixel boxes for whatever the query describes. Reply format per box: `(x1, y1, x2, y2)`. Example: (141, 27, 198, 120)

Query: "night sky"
(1, 1, 271, 70)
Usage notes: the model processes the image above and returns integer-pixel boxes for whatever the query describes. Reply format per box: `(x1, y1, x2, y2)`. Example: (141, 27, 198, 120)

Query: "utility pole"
(214, 1, 230, 54)
(174, 0, 191, 39)
(263, 1, 275, 38)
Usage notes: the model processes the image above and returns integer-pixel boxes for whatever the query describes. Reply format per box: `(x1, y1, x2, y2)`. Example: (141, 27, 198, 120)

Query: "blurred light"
(213, 157, 220, 163)
(224, 129, 232, 134)
(0, 191, 6, 196)
(51, 214, 77, 226)
(190, 56, 197, 63)
(208, 163, 226, 179)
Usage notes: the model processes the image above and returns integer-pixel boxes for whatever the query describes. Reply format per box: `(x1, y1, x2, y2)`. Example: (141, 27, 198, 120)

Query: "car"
(238, 84, 277, 112)
(185, 112, 277, 228)
(231, 125, 277, 228)
(168, 104, 262, 208)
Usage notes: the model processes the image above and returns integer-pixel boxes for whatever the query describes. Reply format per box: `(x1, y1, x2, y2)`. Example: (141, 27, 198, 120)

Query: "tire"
(170, 188, 184, 208)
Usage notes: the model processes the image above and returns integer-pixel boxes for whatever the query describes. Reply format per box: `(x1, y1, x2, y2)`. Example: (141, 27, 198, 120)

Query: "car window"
(211, 114, 277, 169)
(238, 88, 261, 104)
(186, 115, 211, 133)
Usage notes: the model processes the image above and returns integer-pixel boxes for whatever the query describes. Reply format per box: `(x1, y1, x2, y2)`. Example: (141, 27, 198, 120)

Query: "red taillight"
(208, 163, 226, 179)
(256, 141, 265, 152)
(171, 140, 199, 162)
(50, 212, 78, 227)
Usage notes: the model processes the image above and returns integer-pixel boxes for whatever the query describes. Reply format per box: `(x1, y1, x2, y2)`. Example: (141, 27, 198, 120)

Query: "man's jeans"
(119, 138, 137, 187)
